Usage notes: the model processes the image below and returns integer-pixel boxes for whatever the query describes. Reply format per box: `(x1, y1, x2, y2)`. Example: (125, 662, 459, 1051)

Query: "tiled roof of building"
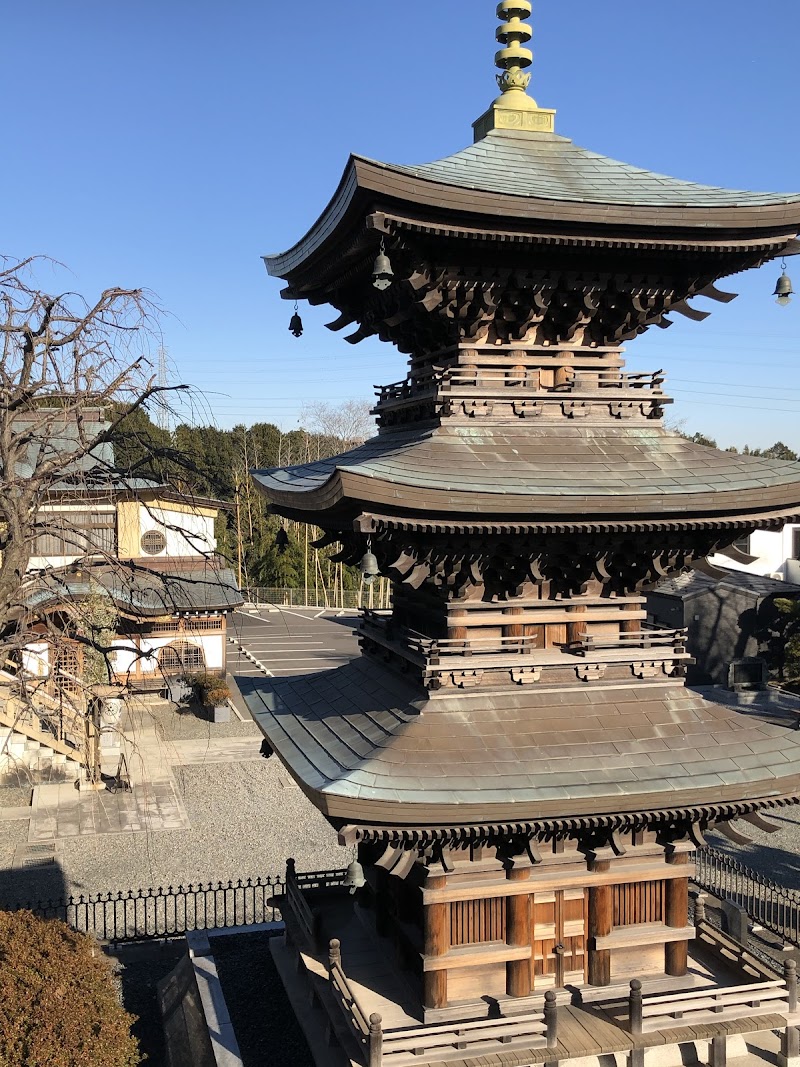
(243, 659, 800, 827)
(653, 568, 800, 600)
(24, 562, 243, 615)
(373, 130, 800, 209)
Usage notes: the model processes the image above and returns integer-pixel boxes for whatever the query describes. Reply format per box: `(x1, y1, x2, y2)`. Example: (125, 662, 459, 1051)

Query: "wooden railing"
(361, 613, 686, 663)
(374, 366, 665, 403)
(568, 629, 687, 656)
(283, 859, 349, 950)
(624, 962, 793, 1034)
(285, 858, 318, 948)
(327, 937, 557, 1066)
(328, 938, 383, 1067)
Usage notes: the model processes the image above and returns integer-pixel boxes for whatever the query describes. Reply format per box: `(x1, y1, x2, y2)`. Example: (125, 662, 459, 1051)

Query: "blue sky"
(3, 1, 799, 448)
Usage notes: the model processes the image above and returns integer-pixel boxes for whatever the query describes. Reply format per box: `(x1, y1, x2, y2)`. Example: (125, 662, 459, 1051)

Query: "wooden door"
(532, 889, 587, 989)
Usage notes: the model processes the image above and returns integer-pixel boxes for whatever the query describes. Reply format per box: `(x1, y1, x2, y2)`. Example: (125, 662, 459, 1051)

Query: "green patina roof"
(371, 129, 800, 209)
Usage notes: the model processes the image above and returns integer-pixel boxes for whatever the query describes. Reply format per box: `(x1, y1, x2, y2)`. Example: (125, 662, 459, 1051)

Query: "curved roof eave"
(263, 138, 800, 283)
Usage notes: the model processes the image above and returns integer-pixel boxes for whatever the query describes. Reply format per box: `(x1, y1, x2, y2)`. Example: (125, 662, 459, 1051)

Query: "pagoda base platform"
(274, 875, 797, 1067)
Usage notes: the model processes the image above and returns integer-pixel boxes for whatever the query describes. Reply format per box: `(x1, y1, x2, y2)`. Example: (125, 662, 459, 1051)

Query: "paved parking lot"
(227, 607, 360, 679)
(0, 609, 363, 904)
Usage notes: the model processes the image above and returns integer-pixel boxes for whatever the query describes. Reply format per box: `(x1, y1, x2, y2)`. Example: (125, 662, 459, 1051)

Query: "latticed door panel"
(532, 889, 587, 989)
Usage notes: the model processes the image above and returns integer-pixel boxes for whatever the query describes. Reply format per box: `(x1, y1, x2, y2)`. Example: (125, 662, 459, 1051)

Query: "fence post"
(368, 1013, 383, 1067)
(328, 938, 341, 981)
(694, 891, 707, 927)
(286, 857, 296, 884)
(786, 959, 798, 1013)
(544, 989, 558, 1047)
(629, 979, 643, 1035)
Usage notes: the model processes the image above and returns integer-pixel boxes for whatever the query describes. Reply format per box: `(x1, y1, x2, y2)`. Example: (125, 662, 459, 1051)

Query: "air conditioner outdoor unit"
(769, 572, 784, 581)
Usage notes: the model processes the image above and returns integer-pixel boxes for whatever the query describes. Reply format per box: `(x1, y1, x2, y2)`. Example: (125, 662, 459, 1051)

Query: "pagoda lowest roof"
(242, 659, 800, 833)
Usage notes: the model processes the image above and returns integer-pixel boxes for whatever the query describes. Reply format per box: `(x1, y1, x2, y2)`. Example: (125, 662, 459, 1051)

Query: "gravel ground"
(213, 931, 313, 1067)
(1, 758, 343, 903)
(0, 784, 32, 807)
(707, 808, 800, 886)
(147, 704, 260, 738)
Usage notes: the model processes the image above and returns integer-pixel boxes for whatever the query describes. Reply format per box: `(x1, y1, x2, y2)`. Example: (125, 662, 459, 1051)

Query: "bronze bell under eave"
(360, 550, 380, 583)
(372, 245, 394, 291)
(775, 271, 794, 307)
(288, 311, 304, 336)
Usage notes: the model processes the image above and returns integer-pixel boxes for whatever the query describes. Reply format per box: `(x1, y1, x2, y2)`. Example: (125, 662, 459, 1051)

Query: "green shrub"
(187, 672, 232, 707)
(0, 910, 140, 1067)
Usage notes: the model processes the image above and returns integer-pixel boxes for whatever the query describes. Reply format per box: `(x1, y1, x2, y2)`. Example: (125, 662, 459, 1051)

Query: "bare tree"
(0, 256, 216, 783)
(300, 399, 375, 454)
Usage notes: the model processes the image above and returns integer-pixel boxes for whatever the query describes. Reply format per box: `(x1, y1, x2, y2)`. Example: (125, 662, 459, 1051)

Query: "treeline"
(680, 433, 798, 460)
(110, 406, 367, 591)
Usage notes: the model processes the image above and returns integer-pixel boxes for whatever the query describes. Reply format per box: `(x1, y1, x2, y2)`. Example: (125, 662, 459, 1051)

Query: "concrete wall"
(648, 587, 762, 685)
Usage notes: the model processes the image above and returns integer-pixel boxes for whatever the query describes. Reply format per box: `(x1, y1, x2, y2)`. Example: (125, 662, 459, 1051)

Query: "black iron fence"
(695, 847, 800, 948)
(3, 875, 286, 943)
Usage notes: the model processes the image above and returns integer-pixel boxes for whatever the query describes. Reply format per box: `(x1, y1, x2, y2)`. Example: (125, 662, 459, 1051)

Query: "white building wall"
(710, 523, 800, 582)
(21, 642, 49, 678)
(136, 505, 216, 559)
(111, 632, 225, 679)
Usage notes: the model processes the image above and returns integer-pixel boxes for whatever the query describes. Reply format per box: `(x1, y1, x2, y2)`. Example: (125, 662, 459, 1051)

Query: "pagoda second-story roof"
(252, 424, 800, 531)
(265, 130, 800, 283)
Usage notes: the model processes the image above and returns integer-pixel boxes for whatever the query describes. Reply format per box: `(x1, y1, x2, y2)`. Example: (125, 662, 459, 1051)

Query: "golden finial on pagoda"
(495, 1, 535, 99)
(473, 1, 556, 142)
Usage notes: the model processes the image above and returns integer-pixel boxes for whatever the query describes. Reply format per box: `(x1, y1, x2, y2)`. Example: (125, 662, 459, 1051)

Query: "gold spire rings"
(472, 1, 555, 141)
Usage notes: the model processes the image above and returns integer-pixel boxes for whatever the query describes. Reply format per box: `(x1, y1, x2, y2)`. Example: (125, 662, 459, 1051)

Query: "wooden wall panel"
(450, 897, 506, 946)
(613, 880, 664, 927)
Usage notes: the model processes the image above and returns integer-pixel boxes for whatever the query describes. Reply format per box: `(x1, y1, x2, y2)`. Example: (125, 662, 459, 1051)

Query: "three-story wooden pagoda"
(250, 6, 800, 1063)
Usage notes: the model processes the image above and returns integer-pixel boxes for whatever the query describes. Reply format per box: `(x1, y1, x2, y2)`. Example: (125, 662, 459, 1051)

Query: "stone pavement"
(21, 703, 263, 845)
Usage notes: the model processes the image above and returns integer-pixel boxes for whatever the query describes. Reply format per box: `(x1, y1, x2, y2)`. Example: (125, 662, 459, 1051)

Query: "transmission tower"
(156, 345, 170, 433)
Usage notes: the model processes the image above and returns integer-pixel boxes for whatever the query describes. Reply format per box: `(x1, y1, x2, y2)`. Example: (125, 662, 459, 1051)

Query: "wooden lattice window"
(613, 880, 664, 926)
(450, 897, 506, 946)
(158, 641, 205, 675)
(140, 529, 167, 556)
(35, 510, 116, 556)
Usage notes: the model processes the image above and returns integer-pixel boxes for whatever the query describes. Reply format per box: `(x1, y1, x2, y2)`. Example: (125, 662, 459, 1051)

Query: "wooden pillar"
(423, 874, 449, 1010)
(665, 851, 689, 977)
(503, 607, 525, 651)
(448, 608, 468, 647)
(588, 860, 612, 986)
(566, 605, 587, 646)
(506, 864, 532, 997)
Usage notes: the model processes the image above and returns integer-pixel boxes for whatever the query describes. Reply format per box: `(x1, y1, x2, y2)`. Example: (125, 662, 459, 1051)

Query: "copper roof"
(376, 131, 800, 209)
(252, 425, 800, 524)
(243, 659, 800, 828)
